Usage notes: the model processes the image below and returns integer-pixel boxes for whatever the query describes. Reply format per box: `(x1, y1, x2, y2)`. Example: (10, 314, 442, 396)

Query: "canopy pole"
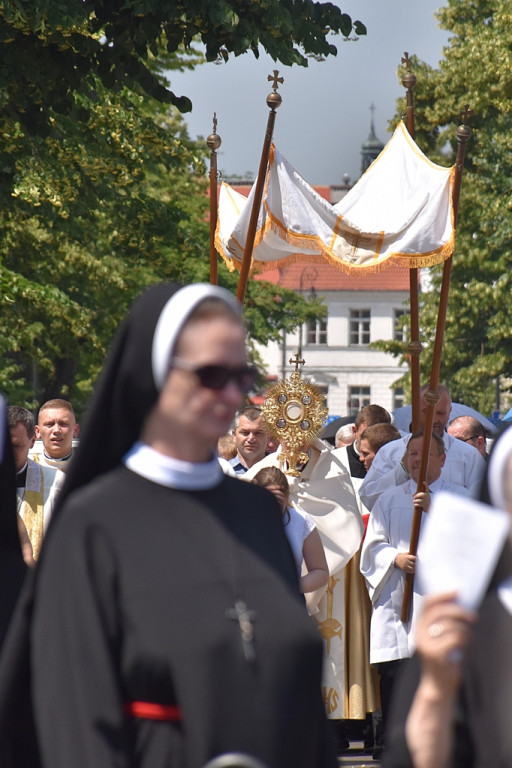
(236, 72, 284, 304)
(401, 52, 422, 433)
(401, 108, 473, 622)
(207, 114, 222, 286)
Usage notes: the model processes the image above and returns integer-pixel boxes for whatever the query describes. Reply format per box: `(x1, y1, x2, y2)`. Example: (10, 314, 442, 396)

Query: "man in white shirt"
(359, 385, 485, 510)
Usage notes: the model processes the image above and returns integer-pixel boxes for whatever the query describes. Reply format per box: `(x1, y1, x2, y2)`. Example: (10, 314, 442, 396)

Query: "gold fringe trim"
(218, 233, 455, 277)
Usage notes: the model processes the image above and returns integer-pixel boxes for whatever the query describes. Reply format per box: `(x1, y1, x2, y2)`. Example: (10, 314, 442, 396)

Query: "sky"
(167, 1, 450, 186)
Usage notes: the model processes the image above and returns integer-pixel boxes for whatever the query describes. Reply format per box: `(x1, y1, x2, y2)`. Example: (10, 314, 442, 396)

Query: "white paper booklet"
(417, 491, 510, 611)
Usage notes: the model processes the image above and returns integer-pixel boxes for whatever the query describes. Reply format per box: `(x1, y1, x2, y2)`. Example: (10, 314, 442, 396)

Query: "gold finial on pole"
(401, 52, 417, 140)
(268, 70, 284, 90)
(236, 72, 284, 303)
(206, 112, 222, 286)
(459, 104, 474, 125)
(267, 70, 284, 109)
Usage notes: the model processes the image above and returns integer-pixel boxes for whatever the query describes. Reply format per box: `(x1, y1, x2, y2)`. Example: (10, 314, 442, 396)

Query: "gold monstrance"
(262, 354, 328, 476)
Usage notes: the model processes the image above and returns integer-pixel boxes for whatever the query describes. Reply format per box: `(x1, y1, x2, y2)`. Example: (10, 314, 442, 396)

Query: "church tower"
(361, 104, 384, 174)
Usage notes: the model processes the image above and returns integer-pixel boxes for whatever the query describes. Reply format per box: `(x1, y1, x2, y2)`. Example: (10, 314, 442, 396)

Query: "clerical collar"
(123, 441, 223, 490)
(16, 462, 28, 488)
(44, 450, 72, 463)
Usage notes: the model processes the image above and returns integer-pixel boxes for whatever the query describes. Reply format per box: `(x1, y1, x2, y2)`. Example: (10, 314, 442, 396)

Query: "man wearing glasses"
(447, 415, 488, 459)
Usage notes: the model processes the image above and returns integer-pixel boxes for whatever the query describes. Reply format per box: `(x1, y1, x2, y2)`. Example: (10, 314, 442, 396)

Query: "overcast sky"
(167, 1, 449, 185)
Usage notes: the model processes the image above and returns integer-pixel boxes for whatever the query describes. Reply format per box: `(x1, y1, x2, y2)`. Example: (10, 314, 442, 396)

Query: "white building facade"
(254, 263, 410, 418)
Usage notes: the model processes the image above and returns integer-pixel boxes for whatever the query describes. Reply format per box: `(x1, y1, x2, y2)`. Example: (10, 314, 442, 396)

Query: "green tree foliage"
(378, 2, 512, 416)
(1, 1, 365, 136)
(0, 1, 349, 414)
(0, 80, 208, 412)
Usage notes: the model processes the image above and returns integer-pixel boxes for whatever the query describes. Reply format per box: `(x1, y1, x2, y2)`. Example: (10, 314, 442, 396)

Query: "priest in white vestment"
(245, 438, 363, 721)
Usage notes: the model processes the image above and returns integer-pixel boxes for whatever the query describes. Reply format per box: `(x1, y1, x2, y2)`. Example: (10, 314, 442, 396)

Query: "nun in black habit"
(10, 283, 335, 768)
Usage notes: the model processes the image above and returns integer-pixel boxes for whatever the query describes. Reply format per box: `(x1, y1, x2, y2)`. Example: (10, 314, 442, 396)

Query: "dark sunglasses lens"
(197, 366, 230, 390)
(196, 365, 257, 392)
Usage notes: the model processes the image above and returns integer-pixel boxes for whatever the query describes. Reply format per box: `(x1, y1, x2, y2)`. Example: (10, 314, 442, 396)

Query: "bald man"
(447, 415, 487, 459)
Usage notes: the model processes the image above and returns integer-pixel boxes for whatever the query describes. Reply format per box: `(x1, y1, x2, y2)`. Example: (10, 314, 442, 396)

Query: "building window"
(348, 386, 371, 414)
(349, 309, 370, 345)
(393, 310, 408, 342)
(315, 384, 329, 401)
(305, 317, 328, 345)
(393, 387, 405, 410)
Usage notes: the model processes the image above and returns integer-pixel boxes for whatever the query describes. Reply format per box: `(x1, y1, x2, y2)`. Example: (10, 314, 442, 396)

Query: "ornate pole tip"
(206, 112, 222, 150)
(206, 132, 222, 151)
(456, 123, 472, 143)
(459, 104, 473, 124)
(266, 90, 282, 110)
(402, 71, 416, 90)
(457, 105, 473, 142)
(401, 52, 411, 69)
(401, 52, 416, 89)
(267, 70, 284, 110)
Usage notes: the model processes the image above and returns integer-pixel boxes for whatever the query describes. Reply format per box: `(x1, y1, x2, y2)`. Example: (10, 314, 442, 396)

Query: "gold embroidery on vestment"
(21, 474, 44, 560)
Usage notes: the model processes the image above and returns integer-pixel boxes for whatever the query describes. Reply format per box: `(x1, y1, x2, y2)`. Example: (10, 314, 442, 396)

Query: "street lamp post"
(297, 266, 318, 358)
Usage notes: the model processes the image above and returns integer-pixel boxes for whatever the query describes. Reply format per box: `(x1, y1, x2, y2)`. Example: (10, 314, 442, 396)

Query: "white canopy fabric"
(216, 121, 455, 275)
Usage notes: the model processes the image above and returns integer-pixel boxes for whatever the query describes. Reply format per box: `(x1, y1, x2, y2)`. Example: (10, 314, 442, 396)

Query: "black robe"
(383, 587, 512, 768)
(346, 441, 366, 479)
(31, 468, 336, 768)
(0, 406, 26, 648)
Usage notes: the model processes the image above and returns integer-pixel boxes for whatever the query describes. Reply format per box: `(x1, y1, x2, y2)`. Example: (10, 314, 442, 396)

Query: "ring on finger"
(427, 622, 444, 638)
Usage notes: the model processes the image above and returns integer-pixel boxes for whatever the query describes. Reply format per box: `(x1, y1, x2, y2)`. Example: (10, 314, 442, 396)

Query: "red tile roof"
(253, 262, 412, 291)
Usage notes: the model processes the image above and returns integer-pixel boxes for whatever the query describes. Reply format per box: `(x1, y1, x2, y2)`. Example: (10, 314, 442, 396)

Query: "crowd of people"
(0, 281, 508, 768)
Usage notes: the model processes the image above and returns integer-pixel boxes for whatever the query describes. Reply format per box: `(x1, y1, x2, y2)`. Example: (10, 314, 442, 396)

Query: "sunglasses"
(169, 357, 258, 393)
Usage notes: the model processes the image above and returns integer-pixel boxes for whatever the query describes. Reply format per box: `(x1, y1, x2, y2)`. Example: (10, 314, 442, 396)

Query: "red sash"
(124, 701, 182, 722)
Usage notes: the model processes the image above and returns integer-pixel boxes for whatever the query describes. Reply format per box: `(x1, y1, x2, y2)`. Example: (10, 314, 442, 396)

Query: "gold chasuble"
(17, 461, 61, 560)
(19, 480, 44, 560)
